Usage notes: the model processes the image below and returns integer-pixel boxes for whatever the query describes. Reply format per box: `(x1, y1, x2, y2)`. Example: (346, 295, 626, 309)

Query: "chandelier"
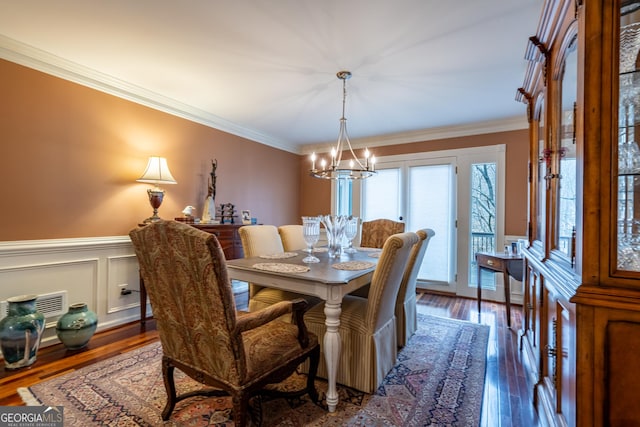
(309, 71, 376, 180)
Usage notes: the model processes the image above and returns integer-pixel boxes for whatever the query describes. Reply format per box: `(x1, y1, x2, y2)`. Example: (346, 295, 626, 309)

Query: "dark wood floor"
(0, 291, 538, 427)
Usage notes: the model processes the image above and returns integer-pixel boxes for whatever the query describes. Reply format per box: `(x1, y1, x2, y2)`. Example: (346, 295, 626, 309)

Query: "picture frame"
(242, 210, 251, 224)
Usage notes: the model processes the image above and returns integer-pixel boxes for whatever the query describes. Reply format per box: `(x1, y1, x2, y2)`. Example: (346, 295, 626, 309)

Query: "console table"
(475, 251, 523, 328)
(138, 223, 245, 323)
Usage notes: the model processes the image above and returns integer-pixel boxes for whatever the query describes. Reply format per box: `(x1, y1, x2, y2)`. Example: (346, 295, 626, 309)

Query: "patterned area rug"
(19, 314, 489, 426)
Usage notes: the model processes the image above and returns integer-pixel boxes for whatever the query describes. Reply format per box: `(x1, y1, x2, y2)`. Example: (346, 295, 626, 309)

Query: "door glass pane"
(336, 179, 352, 216)
(362, 168, 401, 221)
(469, 162, 497, 289)
(557, 36, 577, 259)
(407, 164, 454, 283)
(617, 2, 640, 271)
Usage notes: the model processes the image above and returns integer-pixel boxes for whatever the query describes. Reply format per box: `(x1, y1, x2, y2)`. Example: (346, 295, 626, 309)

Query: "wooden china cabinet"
(517, 0, 640, 425)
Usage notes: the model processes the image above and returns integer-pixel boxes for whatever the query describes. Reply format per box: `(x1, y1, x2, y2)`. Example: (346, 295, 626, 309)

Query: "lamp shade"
(136, 156, 177, 184)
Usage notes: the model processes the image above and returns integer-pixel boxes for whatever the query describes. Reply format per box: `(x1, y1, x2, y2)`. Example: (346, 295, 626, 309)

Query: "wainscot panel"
(0, 236, 143, 350)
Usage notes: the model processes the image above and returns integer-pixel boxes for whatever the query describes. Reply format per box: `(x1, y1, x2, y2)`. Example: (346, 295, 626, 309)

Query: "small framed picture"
(242, 210, 251, 224)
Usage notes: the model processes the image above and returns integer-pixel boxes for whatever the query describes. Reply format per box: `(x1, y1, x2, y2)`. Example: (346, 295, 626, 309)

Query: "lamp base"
(143, 188, 165, 223)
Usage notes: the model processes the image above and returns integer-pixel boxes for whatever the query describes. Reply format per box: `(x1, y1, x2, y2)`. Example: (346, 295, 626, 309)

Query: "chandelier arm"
(343, 129, 367, 170)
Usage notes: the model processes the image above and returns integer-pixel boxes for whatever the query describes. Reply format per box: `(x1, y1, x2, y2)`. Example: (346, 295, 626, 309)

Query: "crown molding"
(0, 35, 528, 157)
(300, 116, 529, 154)
(0, 35, 299, 154)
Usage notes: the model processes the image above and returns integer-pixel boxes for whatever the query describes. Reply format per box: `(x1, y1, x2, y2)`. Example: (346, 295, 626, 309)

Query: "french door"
(340, 145, 506, 300)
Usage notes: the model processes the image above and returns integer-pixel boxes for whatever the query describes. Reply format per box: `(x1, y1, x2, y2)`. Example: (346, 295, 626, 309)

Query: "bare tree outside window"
(470, 162, 497, 288)
(471, 163, 497, 253)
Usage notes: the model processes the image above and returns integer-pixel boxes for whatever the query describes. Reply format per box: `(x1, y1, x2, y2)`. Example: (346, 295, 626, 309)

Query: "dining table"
(225, 247, 380, 413)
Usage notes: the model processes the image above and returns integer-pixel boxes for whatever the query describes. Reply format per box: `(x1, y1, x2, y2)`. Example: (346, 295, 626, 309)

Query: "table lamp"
(136, 156, 177, 223)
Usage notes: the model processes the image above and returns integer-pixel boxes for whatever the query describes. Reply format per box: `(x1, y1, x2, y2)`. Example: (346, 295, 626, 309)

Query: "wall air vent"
(0, 291, 68, 323)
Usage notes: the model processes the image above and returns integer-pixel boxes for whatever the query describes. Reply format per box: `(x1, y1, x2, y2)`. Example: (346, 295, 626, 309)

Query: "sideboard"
(190, 223, 244, 260)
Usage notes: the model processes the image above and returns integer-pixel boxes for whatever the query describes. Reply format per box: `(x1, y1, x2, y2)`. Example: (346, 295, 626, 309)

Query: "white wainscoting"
(0, 236, 145, 349)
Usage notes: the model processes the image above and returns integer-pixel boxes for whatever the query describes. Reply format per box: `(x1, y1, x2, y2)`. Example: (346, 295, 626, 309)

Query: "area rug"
(19, 314, 489, 426)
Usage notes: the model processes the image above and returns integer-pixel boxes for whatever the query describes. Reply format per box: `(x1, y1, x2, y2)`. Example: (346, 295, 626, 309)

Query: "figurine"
(202, 159, 217, 223)
(182, 206, 196, 217)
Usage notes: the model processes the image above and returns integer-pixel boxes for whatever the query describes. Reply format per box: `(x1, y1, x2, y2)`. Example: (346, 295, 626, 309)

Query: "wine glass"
(344, 216, 359, 253)
(302, 216, 320, 263)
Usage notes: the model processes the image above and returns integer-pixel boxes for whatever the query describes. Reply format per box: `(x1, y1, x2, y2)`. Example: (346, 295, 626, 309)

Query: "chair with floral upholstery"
(301, 231, 419, 393)
(360, 218, 405, 248)
(129, 220, 319, 426)
(278, 224, 306, 251)
(239, 225, 321, 313)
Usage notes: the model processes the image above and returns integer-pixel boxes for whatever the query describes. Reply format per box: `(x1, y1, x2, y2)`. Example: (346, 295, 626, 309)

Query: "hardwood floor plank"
(0, 292, 539, 427)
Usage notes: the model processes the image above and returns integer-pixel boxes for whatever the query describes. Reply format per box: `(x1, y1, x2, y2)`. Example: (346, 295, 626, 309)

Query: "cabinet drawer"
(476, 253, 507, 271)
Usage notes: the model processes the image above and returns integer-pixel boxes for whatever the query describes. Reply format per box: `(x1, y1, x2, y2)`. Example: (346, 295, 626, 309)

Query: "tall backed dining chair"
(302, 231, 419, 393)
(360, 218, 405, 248)
(278, 224, 306, 251)
(239, 225, 321, 313)
(129, 220, 319, 427)
(396, 228, 435, 347)
(350, 228, 436, 348)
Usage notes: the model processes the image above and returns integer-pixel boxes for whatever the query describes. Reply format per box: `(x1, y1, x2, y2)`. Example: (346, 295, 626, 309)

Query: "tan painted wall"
(299, 130, 530, 236)
(1, 59, 528, 241)
(0, 59, 300, 240)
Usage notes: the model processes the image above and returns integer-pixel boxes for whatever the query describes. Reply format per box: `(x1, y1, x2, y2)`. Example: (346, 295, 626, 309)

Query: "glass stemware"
(344, 216, 359, 253)
(302, 216, 320, 263)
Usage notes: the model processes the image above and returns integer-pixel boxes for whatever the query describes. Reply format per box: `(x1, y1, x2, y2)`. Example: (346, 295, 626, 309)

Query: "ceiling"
(0, 0, 542, 154)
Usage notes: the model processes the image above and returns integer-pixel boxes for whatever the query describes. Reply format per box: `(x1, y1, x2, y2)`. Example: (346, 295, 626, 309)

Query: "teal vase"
(56, 303, 98, 350)
(0, 294, 46, 369)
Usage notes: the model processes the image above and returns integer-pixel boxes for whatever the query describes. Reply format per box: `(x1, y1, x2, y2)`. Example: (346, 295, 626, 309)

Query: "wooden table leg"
(477, 264, 482, 322)
(139, 273, 147, 324)
(323, 301, 342, 413)
(503, 271, 512, 328)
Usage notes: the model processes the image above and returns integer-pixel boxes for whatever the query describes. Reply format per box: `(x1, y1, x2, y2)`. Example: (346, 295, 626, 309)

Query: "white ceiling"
(0, 0, 542, 154)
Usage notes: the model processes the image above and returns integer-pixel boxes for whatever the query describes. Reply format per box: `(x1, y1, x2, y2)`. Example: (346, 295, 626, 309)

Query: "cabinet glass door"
(557, 36, 578, 261)
(617, 1, 640, 272)
(535, 94, 547, 249)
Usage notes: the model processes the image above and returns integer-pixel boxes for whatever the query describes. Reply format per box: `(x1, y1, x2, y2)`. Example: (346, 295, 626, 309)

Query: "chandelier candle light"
(310, 71, 376, 180)
(136, 156, 177, 223)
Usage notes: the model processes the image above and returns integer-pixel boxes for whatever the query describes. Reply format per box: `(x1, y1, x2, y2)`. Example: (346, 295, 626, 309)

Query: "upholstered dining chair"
(360, 218, 405, 248)
(396, 228, 435, 347)
(129, 220, 319, 427)
(239, 225, 321, 313)
(350, 228, 435, 348)
(302, 231, 419, 393)
(278, 224, 306, 251)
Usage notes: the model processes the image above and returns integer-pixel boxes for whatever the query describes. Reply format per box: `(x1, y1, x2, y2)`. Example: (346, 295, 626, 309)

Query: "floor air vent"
(0, 291, 68, 322)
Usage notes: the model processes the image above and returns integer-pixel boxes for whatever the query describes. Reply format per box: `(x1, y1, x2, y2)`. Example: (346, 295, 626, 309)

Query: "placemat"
(357, 247, 381, 252)
(259, 252, 298, 259)
(367, 252, 381, 258)
(313, 247, 328, 253)
(331, 260, 376, 271)
(251, 263, 310, 273)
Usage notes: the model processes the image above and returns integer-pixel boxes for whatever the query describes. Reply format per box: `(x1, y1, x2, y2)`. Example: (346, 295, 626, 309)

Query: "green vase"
(0, 294, 46, 369)
(56, 303, 98, 350)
